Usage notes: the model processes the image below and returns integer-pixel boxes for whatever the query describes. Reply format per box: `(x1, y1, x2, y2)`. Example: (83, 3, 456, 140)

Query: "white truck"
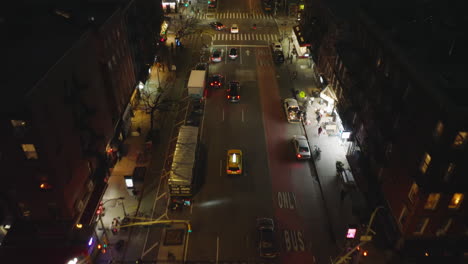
(187, 70, 206, 98)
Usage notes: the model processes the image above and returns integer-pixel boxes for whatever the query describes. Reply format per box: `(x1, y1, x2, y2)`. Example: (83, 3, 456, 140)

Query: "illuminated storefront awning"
(291, 25, 311, 58)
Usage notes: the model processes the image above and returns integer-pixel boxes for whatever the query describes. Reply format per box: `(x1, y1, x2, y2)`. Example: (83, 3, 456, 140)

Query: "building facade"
(0, 0, 162, 262)
(304, 0, 468, 260)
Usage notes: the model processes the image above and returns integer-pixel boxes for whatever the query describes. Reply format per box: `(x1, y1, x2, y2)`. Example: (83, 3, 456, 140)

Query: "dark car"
(273, 50, 285, 64)
(228, 48, 238, 60)
(227, 81, 240, 102)
(257, 218, 279, 258)
(209, 21, 224, 31)
(195, 62, 208, 71)
(209, 74, 224, 89)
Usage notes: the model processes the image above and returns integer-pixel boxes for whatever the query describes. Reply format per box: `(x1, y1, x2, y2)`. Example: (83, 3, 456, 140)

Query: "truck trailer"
(187, 70, 206, 98)
(168, 125, 200, 198)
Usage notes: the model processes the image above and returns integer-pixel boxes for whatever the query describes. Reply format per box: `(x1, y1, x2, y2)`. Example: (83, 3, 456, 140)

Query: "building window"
(21, 144, 38, 159)
(452, 131, 468, 148)
(414, 218, 429, 235)
(11, 120, 28, 136)
(448, 193, 464, 209)
(408, 182, 419, 203)
(398, 206, 408, 226)
(420, 153, 431, 174)
(433, 121, 444, 138)
(424, 193, 440, 210)
(441, 218, 452, 233)
(444, 163, 456, 182)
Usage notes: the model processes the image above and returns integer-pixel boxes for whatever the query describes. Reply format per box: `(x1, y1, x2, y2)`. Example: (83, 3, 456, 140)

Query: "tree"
(139, 84, 174, 132)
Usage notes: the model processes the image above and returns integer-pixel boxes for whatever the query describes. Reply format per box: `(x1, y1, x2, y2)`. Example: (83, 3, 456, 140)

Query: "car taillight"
(210, 82, 214, 86)
(297, 154, 301, 158)
(227, 95, 230, 99)
(237, 96, 240, 99)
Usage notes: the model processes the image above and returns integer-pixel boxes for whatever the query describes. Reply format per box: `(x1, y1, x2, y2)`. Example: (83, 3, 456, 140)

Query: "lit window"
(408, 182, 419, 203)
(21, 144, 38, 159)
(424, 193, 440, 210)
(420, 153, 431, 174)
(448, 193, 464, 209)
(414, 218, 429, 235)
(444, 163, 455, 182)
(452, 131, 468, 148)
(11, 120, 26, 127)
(433, 121, 444, 138)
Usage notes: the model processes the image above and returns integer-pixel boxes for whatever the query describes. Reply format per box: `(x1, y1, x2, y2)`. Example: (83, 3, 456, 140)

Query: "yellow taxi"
(226, 149, 242, 175)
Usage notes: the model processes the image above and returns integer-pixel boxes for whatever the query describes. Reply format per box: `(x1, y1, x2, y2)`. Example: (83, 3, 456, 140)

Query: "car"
(257, 218, 279, 258)
(228, 48, 238, 60)
(273, 50, 284, 64)
(226, 149, 242, 175)
(209, 74, 224, 89)
(283, 98, 301, 123)
(209, 21, 224, 31)
(227, 81, 240, 102)
(230, 24, 239, 33)
(271, 42, 282, 52)
(208, 0, 217, 8)
(211, 49, 222, 62)
(292, 135, 311, 160)
(195, 62, 208, 71)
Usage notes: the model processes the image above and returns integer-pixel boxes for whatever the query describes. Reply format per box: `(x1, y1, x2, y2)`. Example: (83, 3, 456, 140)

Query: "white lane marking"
(240, 47, 243, 64)
(216, 236, 220, 264)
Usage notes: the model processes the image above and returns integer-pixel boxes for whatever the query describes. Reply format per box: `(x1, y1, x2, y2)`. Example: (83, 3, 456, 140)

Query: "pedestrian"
(318, 126, 323, 136)
(316, 113, 322, 124)
(116, 150, 121, 161)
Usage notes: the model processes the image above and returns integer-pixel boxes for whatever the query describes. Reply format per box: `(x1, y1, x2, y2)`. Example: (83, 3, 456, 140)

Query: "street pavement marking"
(277, 192, 297, 209)
(284, 230, 306, 252)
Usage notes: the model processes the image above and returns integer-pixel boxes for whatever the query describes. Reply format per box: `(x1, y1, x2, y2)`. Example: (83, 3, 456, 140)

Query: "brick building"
(0, 0, 162, 262)
(303, 0, 468, 260)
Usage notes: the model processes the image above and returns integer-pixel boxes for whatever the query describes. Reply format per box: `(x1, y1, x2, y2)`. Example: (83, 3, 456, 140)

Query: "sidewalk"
(274, 13, 394, 264)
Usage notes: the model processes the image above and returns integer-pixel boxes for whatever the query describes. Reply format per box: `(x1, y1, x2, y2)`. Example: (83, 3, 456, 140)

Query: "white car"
(230, 24, 239, 33)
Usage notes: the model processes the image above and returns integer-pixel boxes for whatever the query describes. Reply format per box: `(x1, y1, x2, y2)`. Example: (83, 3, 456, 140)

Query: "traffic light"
(207, 0, 211, 3)
(184, 3, 188, 6)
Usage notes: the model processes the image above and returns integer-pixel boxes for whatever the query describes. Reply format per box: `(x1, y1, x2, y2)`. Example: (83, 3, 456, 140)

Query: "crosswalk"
(194, 12, 274, 20)
(182, 33, 280, 42)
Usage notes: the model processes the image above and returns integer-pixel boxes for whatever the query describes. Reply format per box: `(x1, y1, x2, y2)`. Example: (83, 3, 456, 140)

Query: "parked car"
(257, 218, 279, 258)
(229, 48, 238, 60)
(283, 98, 301, 123)
(292, 135, 311, 160)
(273, 50, 284, 64)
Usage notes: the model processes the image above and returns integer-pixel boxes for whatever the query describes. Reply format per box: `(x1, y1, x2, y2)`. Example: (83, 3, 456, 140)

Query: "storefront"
(291, 25, 311, 58)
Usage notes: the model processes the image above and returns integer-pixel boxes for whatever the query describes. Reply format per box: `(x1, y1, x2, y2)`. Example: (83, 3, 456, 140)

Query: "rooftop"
(0, 1, 118, 114)
(360, 0, 468, 109)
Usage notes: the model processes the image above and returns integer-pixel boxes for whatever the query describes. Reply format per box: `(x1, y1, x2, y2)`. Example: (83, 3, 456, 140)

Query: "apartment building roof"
(0, 1, 118, 114)
(360, 0, 468, 111)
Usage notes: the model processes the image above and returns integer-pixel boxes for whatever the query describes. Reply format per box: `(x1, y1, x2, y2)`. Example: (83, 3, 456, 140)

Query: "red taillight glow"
(227, 95, 230, 99)
(237, 95, 240, 99)
(297, 154, 301, 158)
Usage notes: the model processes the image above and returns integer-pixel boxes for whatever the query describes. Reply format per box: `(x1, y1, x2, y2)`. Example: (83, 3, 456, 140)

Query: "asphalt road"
(172, 1, 338, 263)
